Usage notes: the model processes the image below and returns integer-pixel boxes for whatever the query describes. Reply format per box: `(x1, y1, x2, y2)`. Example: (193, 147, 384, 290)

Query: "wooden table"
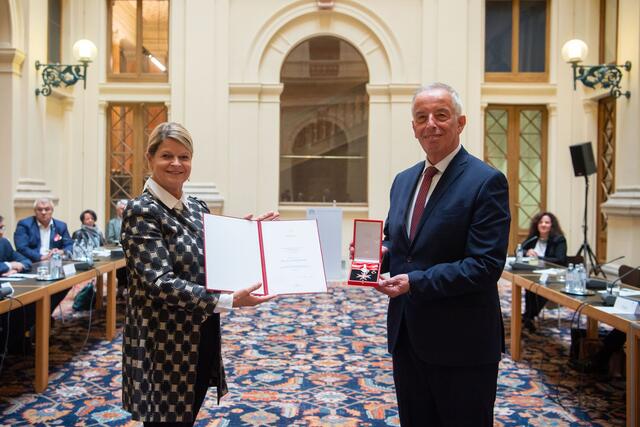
(504, 269, 640, 427)
(93, 256, 126, 340)
(0, 255, 125, 392)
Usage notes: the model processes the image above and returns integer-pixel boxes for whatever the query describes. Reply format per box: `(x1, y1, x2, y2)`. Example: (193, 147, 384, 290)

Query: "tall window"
(48, 0, 62, 63)
(279, 36, 369, 204)
(485, 105, 547, 251)
(485, 0, 549, 82)
(596, 97, 616, 262)
(106, 103, 167, 217)
(108, 0, 169, 81)
(600, 0, 618, 64)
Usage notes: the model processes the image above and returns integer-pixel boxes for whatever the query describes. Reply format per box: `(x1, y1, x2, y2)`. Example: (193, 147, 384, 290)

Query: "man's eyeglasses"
(0, 225, 5, 230)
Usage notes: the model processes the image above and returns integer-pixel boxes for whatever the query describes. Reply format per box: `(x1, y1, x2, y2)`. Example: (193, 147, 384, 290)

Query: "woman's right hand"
(232, 282, 277, 307)
(526, 249, 538, 257)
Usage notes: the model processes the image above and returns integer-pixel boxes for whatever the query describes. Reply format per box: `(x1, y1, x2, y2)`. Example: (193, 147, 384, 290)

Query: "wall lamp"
(561, 39, 631, 99)
(35, 39, 97, 96)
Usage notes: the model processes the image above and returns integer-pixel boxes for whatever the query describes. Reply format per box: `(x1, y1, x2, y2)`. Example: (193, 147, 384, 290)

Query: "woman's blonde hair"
(146, 122, 194, 157)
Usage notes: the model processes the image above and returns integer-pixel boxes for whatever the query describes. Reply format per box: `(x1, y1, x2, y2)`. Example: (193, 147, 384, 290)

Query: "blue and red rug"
(0, 281, 626, 426)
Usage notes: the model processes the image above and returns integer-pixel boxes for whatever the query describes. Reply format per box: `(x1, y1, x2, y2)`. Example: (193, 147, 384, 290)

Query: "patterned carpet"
(0, 280, 626, 426)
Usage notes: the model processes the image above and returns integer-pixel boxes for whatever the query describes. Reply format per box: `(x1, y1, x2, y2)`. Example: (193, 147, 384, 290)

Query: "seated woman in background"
(522, 211, 567, 332)
(72, 209, 106, 249)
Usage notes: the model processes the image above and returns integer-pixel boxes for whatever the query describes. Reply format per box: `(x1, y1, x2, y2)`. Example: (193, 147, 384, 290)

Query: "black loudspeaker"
(569, 142, 597, 177)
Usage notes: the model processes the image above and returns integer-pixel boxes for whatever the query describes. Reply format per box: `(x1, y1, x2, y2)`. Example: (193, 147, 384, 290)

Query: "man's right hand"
(9, 262, 24, 272)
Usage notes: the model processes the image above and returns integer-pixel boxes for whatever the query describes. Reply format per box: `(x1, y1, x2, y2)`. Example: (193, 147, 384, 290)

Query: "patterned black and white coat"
(120, 191, 227, 422)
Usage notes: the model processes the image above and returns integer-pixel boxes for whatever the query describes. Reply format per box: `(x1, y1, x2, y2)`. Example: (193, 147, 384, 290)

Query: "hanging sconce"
(35, 39, 97, 96)
(561, 39, 631, 99)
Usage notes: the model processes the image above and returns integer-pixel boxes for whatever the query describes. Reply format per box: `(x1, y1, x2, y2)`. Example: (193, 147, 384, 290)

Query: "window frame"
(599, 0, 618, 64)
(107, 0, 170, 82)
(484, 0, 550, 83)
(47, 0, 63, 64)
(484, 104, 548, 252)
(105, 102, 168, 218)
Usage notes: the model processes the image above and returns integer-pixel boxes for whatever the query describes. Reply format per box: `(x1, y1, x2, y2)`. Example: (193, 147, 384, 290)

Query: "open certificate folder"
(203, 214, 328, 295)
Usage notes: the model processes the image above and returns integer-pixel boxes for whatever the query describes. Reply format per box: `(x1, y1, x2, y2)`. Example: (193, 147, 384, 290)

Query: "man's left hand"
(376, 273, 410, 298)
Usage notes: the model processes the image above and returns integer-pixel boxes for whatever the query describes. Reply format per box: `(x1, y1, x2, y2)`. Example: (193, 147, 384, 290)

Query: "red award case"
(348, 219, 383, 286)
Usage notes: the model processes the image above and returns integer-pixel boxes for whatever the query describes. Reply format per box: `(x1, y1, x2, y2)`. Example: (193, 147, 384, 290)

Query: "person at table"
(521, 211, 567, 332)
(374, 83, 510, 426)
(0, 214, 35, 354)
(0, 214, 32, 276)
(106, 200, 127, 244)
(13, 198, 74, 347)
(72, 209, 106, 249)
(121, 121, 277, 426)
(14, 198, 73, 262)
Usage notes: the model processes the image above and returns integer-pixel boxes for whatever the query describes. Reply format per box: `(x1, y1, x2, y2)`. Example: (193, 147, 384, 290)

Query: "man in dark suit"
(11, 199, 74, 352)
(0, 214, 33, 353)
(376, 83, 510, 426)
(0, 215, 32, 276)
(14, 198, 73, 262)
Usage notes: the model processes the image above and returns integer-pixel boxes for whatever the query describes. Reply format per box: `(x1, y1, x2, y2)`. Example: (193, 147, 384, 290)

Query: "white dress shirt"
(144, 177, 233, 312)
(406, 144, 463, 237)
(39, 221, 53, 256)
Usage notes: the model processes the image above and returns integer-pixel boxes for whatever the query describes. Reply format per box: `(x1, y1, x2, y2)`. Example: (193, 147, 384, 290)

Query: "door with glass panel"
(484, 105, 548, 252)
(106, 103, 167, 218)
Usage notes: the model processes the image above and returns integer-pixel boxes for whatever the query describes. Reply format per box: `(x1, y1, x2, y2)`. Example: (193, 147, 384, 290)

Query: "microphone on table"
(586, 255, 625, 290)
(518, 235, 538, 253)
(0, 283, 14, 300)
(601, 265, 640, 306)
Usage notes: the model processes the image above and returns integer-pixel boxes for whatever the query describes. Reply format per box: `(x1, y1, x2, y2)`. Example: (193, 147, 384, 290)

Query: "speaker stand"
(577, 175, 606, 278)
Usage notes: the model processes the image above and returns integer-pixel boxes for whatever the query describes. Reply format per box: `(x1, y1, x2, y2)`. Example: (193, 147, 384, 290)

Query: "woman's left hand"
(243, 211, 280, 221)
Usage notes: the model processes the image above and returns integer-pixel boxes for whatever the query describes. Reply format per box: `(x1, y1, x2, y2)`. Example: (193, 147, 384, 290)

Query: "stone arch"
(0, 0, 22, 48)
(244, 0, 403, 84)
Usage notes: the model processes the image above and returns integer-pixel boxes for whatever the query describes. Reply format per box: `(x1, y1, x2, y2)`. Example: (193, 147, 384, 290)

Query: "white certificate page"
(204, 214, 264, 294)
(260, 220, 328, 295)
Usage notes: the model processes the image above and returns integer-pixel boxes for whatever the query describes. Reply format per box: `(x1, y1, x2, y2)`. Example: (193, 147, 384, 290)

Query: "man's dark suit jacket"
(523, 234, 567, 266)
(0, 237, 32, 274)
(14, 216, 73, 262)
(383, 146, 510, 366)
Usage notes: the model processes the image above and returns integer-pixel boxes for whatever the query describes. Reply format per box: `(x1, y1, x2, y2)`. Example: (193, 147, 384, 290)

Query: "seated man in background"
(0, 214, 33, 353)
(14, 198, 73, 262)
(106, 200, 127, 245)
(11, 198, 74, 351)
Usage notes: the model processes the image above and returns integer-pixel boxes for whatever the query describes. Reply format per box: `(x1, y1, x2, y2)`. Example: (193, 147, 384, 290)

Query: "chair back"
(619, 264, 640, 287)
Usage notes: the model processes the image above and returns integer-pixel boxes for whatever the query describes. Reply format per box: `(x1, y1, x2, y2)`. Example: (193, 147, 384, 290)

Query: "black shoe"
(523, 317, 536, 333)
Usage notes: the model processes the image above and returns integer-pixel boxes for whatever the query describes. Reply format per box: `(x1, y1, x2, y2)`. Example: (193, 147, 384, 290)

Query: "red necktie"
(409, 166, 438, 241)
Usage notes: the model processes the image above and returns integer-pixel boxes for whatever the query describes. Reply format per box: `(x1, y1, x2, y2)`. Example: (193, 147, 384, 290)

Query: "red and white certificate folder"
(203, 214, 327, 295)
(348, 219, 383, 286)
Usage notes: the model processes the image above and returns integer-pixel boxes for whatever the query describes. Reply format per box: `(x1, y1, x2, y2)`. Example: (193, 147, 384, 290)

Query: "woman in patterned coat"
(121, 122, 277, 426)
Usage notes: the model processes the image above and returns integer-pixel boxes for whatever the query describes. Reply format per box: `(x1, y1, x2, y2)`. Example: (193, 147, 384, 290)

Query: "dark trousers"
(0, 289, 69, 354)
(392, 325, 499, 427)
(143, 314, 217, 427)
(523, 289, 547, 320)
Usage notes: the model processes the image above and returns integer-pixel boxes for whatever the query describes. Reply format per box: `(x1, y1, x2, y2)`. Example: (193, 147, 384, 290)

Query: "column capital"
(0, 48, 26, 76)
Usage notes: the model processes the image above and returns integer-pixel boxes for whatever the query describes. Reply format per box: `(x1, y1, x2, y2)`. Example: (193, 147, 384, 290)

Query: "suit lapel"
(409, 147, 468, 249)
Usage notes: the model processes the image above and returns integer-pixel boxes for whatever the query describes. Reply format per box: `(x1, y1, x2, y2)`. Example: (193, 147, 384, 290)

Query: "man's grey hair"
(412, 82, 463, 116)
(117, 199, 128, 209)
(33, 197, 54, 209)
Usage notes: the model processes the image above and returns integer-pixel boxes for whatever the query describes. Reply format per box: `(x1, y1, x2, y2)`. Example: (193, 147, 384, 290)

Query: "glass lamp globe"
(72, 39, 98, 63)
(561, 39, 588, 64)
